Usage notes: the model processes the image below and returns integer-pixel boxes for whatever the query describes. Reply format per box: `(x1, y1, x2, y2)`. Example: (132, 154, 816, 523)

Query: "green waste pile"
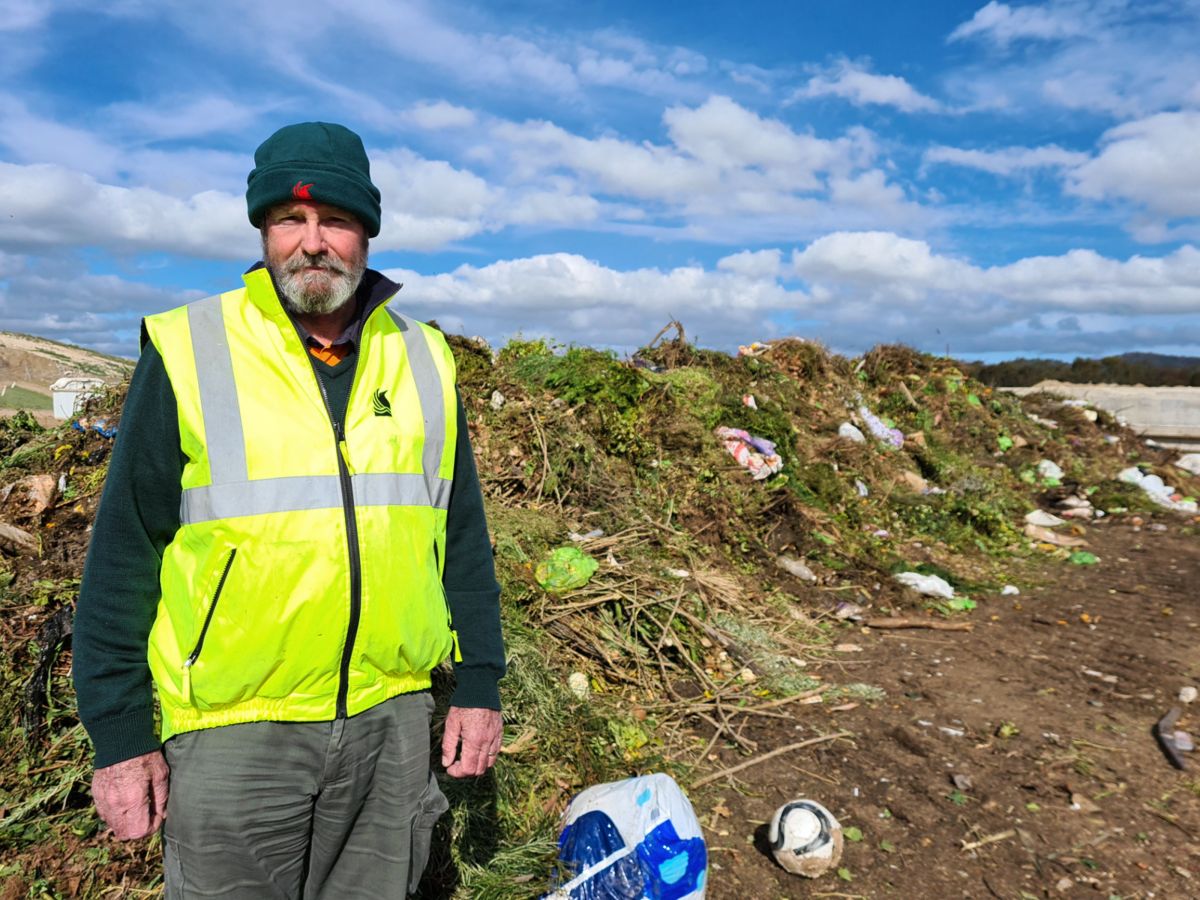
(1, 330, 1198, 897)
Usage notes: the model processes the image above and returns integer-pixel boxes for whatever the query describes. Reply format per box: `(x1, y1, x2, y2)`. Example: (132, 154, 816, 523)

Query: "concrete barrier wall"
(1000, 382, 1200, 450)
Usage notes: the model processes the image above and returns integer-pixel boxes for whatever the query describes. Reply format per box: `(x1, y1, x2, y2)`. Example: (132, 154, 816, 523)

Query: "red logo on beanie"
(292, 181, 314, 200)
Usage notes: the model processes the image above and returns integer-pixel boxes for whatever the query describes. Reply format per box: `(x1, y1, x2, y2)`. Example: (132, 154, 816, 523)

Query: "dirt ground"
(695, 517, 1200, 899)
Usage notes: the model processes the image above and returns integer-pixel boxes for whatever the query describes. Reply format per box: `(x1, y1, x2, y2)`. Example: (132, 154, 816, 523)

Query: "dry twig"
(692, 731, 853, 788)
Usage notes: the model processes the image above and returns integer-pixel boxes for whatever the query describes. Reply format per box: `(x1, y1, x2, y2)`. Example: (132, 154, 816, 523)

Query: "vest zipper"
(313, 373, 363, 720)
(433, 543, 462, 663)
(182, 548, 237, 703)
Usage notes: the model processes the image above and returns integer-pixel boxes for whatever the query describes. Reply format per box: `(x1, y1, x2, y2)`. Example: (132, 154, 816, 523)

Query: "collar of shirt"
(291, 294, 366, 352)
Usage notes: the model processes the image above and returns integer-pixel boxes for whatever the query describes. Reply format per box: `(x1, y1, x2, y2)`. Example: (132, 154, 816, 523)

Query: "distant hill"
(964, 352, 1200, 387)
(0, 331, 132, 419)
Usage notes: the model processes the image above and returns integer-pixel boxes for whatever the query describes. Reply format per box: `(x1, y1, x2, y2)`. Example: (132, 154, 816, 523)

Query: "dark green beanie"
(246, 122, 382, 237)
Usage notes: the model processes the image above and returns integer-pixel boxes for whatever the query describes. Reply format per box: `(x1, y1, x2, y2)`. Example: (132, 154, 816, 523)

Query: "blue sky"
(1, 0, 1199, 361)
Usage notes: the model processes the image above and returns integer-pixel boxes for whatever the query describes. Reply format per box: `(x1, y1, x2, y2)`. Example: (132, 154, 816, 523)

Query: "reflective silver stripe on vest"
(187, 294, 247, 484)
(181, 473, 451, 524)
(386, 309, 447, 504)
(179, 297, 450, 525)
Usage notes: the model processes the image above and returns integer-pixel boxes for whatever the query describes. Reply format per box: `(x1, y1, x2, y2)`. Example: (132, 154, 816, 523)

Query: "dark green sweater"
(73, 273, 505, 768)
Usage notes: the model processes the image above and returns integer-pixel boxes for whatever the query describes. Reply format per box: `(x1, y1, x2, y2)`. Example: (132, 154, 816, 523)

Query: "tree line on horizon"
(963, 352, 1200, 388)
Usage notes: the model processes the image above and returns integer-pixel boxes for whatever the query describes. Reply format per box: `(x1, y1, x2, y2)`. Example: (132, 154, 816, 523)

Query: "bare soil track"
(696, 520, 1199, 899)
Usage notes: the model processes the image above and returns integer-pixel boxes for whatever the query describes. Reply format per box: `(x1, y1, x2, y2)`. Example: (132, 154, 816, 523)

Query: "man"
(73, 122, 506, 898)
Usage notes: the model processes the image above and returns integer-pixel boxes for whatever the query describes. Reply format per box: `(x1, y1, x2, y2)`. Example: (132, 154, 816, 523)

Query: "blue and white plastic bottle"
(545, 773, 707, 900)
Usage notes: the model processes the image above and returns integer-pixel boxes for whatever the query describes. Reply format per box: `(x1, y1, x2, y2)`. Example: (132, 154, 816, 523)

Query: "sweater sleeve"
(443, 389, 506, 710)
(73, 341, 183, 768)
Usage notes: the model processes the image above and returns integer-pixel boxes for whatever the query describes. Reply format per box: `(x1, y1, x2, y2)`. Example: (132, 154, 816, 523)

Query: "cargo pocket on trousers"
(408, 770, 450, 895)
(163, 834, 186, 900)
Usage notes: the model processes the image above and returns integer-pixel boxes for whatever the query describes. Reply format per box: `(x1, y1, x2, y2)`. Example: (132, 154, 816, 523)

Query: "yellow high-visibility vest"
(142, 267, 458, 741)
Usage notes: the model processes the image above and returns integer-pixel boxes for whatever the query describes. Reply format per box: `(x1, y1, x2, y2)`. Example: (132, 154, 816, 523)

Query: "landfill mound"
(1, 328, 1198, 898)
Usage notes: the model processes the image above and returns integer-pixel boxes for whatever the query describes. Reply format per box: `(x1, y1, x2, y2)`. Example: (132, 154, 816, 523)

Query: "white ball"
(768, 799, 844, 877)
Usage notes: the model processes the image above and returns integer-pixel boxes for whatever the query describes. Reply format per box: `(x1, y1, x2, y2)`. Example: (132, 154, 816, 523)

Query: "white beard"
(268, 244, 367, 315)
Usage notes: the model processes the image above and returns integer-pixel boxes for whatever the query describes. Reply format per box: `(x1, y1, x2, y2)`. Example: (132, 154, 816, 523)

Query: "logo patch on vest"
(372, 389, 392, 416)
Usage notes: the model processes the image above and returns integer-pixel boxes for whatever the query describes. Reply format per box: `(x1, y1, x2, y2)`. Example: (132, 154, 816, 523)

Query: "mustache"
(281, 252, 351, 276)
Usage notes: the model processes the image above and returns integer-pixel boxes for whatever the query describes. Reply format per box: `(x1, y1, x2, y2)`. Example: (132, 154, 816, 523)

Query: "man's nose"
(299, 220, 326, 255)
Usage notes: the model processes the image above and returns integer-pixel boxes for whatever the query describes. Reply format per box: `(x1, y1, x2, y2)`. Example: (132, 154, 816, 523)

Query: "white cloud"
(490, 96, 908, 234)
(1067, 111, 1200, 219)
(0, 162, 253, 258)
(104, 95, 262, 142)
(793, 231, 1200, 315)
(407, 100, 477, 130)
(924, 143, 1089, 175)
(717, 248, 783, 278)
(944, 3, 1200, 118)
(794, 60, 941, 113)
(0, 263, 198, 356)
(383, 252, 803, 348)
(0, 0, 49, 32)
(949, 1, 1090, 46)
(0, 95, 125, 178)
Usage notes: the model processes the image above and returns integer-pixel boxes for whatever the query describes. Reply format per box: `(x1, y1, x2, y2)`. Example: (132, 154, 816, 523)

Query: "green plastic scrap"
(535, 546, 600, 592)
(1069, 551, 1100, 566)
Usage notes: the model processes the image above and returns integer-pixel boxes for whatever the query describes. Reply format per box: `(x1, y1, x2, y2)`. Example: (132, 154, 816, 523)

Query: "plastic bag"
(546, 773, 707, 899)
(893, 571, 955, 599)
(536, 547, 600, 593)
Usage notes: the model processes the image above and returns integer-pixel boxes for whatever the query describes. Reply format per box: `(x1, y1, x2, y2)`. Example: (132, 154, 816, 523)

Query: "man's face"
(262, 201, 368, 316)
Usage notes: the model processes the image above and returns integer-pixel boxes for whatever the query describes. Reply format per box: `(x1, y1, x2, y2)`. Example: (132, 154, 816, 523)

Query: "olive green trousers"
(162, 692, 447, 899)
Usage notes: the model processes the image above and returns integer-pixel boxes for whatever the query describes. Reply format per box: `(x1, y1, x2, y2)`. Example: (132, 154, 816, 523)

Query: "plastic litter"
(71, 417, 117, 439)
(1024, 524, 1087, 547)
(776, 555, 817, 583)
(1068, 551, 1099, 565)
(714, 427, 782, 481)
(1175, 454, 1200, 476)
(536, 547, 600, 593)
(1118, 467, 1199, 513)
(569, 529, 606, 542)
(854, 479, 869, 497)
(833, 601, 865, 620)
(546, 773, 707, 899)
(1057, 496, 1091, 509)
(1036, 460, 1064, 481)
(742, 394, 758, 410)
(857, 403, 904, 448)
(1180, 686, 1198, 705)
(568, 672, 591, 700)
(837, 422, 865, 443)
(1001, 585, 1020, 596)
(894, 572, 954, 600)
(1024, 510, 1067, 527)
(737, 341, 772, 357)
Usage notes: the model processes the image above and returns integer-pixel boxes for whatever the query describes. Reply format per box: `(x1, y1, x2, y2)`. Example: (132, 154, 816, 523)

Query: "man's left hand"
(441, 706, 502, 778)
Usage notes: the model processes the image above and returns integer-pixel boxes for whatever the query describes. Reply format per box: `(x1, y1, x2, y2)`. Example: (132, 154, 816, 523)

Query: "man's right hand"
(92, 750, 169, 840)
